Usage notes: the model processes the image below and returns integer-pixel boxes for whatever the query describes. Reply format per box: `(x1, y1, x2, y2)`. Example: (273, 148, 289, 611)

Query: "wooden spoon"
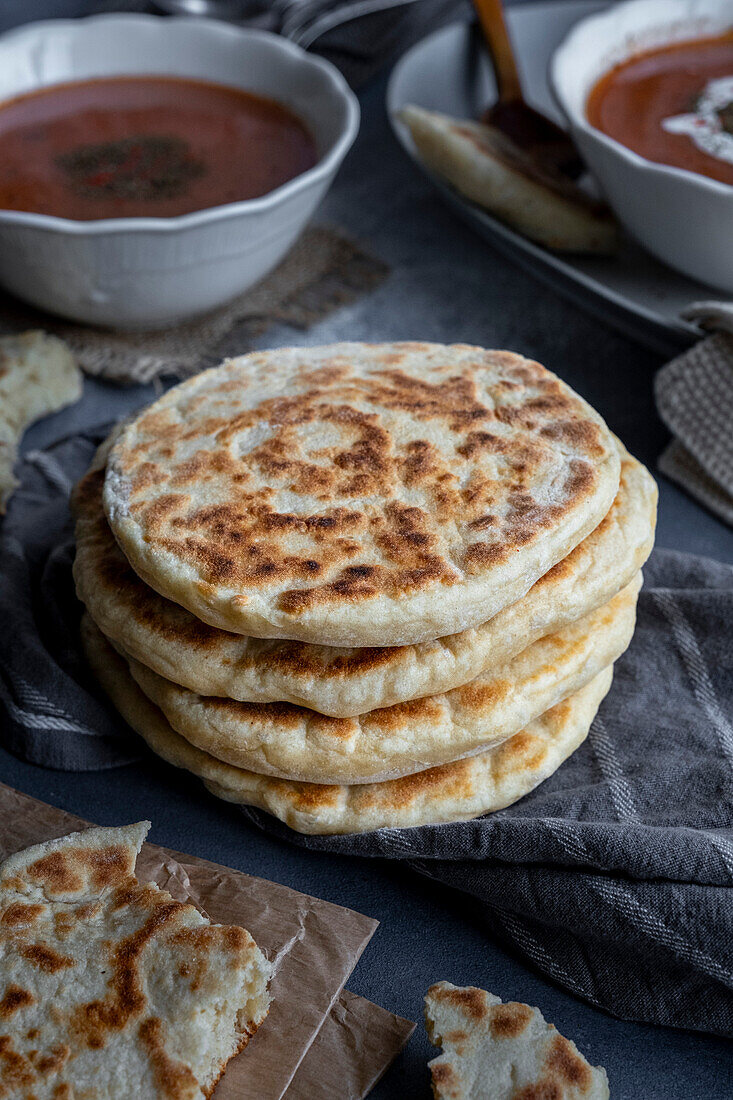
(472, 0, 583, 178)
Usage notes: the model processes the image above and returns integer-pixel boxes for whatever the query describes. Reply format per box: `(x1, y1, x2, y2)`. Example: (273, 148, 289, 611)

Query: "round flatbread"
(74, 442, 654, 717)
(81, 616, 613, 836)
(103, 343, 621, 646)
(97, 577, 639, 784)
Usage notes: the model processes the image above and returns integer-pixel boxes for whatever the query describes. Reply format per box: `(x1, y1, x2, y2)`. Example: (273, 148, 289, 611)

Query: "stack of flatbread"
(73, 342, 657, 835)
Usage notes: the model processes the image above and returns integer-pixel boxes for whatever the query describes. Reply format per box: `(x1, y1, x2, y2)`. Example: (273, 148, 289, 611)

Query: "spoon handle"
(471, 0, 523, 104)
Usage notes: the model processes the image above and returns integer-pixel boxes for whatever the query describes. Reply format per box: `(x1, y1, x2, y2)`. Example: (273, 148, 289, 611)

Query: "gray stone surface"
(1, 5, 732, 1097)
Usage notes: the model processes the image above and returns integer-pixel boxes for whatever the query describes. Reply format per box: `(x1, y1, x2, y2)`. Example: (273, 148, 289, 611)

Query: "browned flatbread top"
(103, 343, 620, 645)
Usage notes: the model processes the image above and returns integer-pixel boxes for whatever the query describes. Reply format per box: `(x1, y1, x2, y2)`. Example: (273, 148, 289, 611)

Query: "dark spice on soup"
(0, 75, 318, 219)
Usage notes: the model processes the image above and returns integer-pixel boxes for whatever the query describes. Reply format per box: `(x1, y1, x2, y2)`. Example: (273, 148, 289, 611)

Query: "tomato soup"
(587, 32, 733, 186)
(0, 76, 317, 219)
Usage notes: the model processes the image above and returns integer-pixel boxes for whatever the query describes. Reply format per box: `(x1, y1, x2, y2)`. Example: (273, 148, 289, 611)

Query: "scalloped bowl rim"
(0, 13, 360, 235)
(550, 0, 733, 200)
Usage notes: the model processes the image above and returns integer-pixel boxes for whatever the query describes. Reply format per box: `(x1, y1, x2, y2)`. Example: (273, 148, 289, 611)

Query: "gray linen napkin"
(0, 430, 141, 769)
(656, 303, 733, 526)
(249, 548, 733, 1038)
(1, 429, 732, 1036)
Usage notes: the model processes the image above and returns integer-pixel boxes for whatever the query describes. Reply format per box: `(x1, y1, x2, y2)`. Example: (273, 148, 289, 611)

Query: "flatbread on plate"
(0, 822, 270, 1099)
(82, 615, 613, 836)
(103, 343, 620, 646)
(399, 105, 617, 255)
(73, 440, 655, 716)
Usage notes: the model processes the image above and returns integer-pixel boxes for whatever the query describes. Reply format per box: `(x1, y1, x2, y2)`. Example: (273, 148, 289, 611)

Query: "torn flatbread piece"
(0, 822, 271, 1099)
(425, 981, 609, 1099)
(399, 105, 617, 254)
(0, 331, 82, 512)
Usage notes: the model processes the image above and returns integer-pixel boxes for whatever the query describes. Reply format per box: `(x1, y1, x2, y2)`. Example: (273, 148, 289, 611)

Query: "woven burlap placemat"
(0, 225, 388, 385)
(655, 310, 733, 527)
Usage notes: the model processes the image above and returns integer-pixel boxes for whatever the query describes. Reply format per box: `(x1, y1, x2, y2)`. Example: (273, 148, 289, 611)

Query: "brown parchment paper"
(0, 784, 412, 1099)
(288, 989, 415, 1100)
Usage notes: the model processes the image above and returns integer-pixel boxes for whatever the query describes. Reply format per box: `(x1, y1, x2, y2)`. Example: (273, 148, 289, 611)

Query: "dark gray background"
(0, 3, 732, 1096)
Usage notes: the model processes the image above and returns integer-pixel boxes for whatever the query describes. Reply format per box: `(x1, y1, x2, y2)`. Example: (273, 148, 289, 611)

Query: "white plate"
(387, 0, 731, 354)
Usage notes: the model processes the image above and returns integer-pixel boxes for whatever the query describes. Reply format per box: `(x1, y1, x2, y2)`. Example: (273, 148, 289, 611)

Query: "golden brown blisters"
(103, 343, 621, 645)
(80, 617, 614, 836)
(116, 577, 639, 784)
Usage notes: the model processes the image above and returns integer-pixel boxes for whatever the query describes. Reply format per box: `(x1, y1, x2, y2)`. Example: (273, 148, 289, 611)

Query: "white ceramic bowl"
(0, 15, 359, 328)
(551, 0, 733, 293)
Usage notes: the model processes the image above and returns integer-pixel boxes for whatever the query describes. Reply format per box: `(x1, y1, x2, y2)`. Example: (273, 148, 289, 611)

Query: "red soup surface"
(586, 32, 733, 186)
(0, 76, 318, 219)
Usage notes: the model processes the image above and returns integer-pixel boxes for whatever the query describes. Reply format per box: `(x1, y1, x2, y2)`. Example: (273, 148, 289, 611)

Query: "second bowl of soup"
(551, 0, 733, 292)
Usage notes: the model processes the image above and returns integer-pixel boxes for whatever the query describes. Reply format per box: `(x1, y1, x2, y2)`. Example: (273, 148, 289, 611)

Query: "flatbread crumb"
(0, 330, 82, 512)
(425, 981, 609, 1099)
